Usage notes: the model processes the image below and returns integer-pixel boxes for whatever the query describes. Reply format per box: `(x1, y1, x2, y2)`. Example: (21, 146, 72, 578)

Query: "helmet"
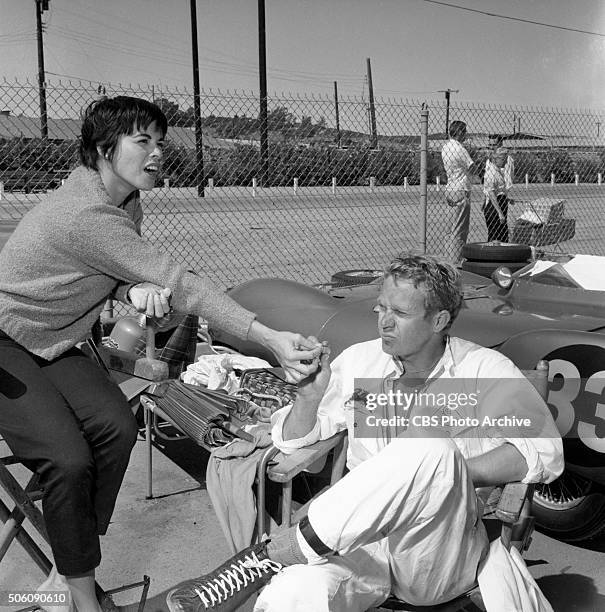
(108, 314, 146, 353)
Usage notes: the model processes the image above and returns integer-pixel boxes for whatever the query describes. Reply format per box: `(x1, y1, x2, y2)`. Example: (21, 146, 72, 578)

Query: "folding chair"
(255, 361, 550, 611)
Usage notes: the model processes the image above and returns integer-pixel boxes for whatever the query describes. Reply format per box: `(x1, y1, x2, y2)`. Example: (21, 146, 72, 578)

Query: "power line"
(422, 0, 605, 37)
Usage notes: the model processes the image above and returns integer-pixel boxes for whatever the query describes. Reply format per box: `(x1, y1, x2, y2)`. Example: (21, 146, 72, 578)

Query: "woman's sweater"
(0, 166, 255, 360)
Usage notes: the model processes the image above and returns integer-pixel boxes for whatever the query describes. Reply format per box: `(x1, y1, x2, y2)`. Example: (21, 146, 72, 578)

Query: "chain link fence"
(1, 78, 604, 290)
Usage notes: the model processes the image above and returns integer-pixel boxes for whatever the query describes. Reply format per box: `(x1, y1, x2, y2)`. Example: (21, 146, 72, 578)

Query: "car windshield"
(519, 255, 605, 291)
(524, 264, 583, 288)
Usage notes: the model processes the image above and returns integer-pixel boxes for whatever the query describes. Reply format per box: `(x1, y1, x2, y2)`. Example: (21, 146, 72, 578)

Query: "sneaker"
(166, 542, 282, 611)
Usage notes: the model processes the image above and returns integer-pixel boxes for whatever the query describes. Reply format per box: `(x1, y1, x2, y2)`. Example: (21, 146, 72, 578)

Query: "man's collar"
(389, 335, 457, 379)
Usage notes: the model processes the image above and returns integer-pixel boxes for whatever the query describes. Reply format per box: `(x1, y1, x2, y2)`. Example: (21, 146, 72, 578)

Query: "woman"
(0, 96, 319, 612)
(482, 147, 514, 242)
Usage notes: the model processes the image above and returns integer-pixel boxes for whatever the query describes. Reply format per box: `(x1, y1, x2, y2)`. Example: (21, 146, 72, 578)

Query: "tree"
(155, 98, 180, 125)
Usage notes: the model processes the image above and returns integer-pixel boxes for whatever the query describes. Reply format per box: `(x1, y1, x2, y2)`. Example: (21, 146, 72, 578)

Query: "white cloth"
(478, 539, 554, 612)
(261, 337, 563, 611)
(180, 353, 270, 391)
(441, 138, 474, 192)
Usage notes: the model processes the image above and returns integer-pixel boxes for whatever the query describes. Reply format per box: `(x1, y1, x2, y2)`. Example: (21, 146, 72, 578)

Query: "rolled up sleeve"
(504, 436, 564, 484)
(270, 405, 322, 454)
(477, 357, 565, 484)
(270, 354, 348, 455)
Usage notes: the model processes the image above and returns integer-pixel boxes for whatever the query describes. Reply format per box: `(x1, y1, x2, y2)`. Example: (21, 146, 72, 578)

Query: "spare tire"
(331, 269, 384, 287)
(462, 242, 532, 263)
(461, 259, 530, 279)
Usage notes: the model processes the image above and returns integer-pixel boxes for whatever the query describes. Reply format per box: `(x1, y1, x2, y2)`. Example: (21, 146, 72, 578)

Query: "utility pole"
(438, 88, 458, 137)
(35, 0, 49, 139)
(258, 0, 269, 186)
(189, 0, 204, 197)
(597, 121, 601, 138)
(366, 58, 377, 149)
(333, 81, 341, 148)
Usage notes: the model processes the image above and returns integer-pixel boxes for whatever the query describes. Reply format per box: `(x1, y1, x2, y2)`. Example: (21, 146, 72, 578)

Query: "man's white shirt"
(271, 336, 563, 485)
(441, 139, 474, 192)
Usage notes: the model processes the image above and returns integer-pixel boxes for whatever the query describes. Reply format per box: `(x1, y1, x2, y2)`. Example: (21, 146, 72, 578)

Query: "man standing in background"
(441, 120, 477, 264)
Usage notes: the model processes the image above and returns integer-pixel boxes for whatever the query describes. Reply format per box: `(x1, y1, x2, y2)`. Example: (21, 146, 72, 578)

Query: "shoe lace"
(193, 551, 282, 608)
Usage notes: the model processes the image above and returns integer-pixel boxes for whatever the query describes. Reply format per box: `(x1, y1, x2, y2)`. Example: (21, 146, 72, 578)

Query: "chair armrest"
(494, 482, 530, 524)
(266, 431, 347, 483)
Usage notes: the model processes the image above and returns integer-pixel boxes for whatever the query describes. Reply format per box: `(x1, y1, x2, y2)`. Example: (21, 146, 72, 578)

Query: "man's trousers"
(255, 437, 488, 612)
(447, 193, 471, 264)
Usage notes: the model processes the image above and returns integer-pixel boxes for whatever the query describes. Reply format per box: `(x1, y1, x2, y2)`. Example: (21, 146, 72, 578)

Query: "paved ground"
(2, 429, 605, 612)
(1, 183, 605, 609)
(1, 183, 604, 289)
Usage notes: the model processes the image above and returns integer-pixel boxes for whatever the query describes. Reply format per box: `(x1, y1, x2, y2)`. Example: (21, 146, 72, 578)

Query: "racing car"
(213, 249, 605, 542)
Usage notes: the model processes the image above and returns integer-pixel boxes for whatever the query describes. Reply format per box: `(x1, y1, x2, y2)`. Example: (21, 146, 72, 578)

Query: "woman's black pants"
(0, 331, 137, 575)
(483, 194, 509, 242)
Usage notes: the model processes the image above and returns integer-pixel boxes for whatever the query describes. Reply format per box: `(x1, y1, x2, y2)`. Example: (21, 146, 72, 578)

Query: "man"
(441, 120, 477, 263)
(483, 147, 515, 242)
(167, 254, 563, 612)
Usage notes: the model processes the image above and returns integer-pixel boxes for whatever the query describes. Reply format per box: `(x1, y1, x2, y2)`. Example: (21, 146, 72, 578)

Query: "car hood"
(215, 277, 605, 361)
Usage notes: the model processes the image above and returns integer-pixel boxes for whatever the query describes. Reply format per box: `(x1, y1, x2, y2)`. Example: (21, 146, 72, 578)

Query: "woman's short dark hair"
(384, 253, 463, 330)
(79, 96, 168, 169)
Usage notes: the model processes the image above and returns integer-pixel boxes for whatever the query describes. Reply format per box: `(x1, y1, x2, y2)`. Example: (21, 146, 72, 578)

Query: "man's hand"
(127, 283, 172, 318)
(297, 340, 331, 403)
(283, 340, 331, 440)
(247, 322, 322, 383)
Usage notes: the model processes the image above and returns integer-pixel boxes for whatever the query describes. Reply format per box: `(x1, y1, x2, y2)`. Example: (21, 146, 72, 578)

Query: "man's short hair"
(448, 120, 467, 139)
(490, 146, 508, 161)
(384, 254, 463, 330)
(79, 96, 168, 169)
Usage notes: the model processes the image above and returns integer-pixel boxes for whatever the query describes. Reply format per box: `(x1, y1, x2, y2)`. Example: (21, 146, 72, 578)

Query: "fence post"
(436, 176, 440, 191)
(599, 173, 603, 185)
(332, 177, 337, 194)
(293, 178, 298, 193)
(419, 104, 428, 254)
(208, 178, 214, 190)
(575, 173, 579, 186)
(0, 181, 3, 200)
(525, 173, 529, 189)
(404, 177, 408, 192)
(551, 173, 555, 186)
(252, 178, 257, 197)
(163, 178, 170, 189)
(369, 176, 375, 192)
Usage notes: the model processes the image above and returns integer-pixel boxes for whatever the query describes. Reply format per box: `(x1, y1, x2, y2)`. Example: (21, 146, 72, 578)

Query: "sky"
(1, 0, 605, 113)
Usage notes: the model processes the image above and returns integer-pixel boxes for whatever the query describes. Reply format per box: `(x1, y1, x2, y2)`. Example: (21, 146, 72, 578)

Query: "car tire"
(461, 259, 529, 278)
(462, 242, 532, 263)
(532, 469, 605, 542)
(331, 269, 384, 287)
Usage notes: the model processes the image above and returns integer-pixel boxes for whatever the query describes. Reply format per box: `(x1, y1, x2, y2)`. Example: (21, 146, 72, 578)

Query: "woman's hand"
(248, 322, 323, 383)
(127, 283, 172, 318)
(498, 211, 506, 223)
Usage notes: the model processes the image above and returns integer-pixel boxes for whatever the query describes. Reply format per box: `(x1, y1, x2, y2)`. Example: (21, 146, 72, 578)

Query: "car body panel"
(218, 274, 605, 360)
(214, 270, 605, 486)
